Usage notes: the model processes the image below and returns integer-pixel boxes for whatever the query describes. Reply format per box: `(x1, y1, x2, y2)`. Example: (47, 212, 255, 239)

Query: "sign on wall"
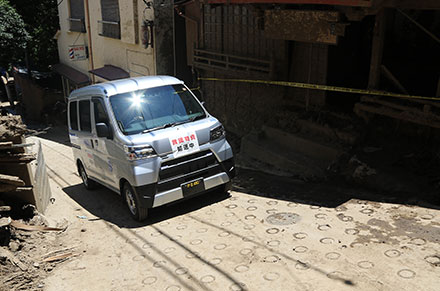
(68, 45, 88, 61)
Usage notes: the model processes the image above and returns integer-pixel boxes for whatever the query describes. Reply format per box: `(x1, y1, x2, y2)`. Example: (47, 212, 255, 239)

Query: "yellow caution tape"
(198, 77, 439, 102)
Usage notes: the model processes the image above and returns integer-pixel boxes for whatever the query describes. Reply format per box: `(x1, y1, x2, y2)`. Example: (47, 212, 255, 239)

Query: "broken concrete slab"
(240, 131, 327, 179)
(262, 125, 343, 167)
(240, 125, 347, 179)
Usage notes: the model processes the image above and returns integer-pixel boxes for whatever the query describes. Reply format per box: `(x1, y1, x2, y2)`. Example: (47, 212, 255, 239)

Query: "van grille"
(157, 150, 222, 192)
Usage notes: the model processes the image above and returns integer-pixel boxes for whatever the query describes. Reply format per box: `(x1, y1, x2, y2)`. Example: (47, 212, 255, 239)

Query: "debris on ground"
(0, 113, 66, 290)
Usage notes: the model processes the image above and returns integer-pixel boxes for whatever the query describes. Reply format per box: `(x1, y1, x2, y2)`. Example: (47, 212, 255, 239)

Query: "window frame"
(68, 0, 86, 33)
(79, 99, 92, 132)
(69, 100, 79, 131)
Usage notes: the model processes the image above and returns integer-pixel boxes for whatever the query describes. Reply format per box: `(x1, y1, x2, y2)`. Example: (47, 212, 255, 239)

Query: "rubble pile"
(0, 113, 69, 290)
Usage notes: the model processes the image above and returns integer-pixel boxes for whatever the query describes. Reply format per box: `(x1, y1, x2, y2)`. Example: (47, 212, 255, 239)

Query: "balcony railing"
(98, 20, 120, 39)
(69, 18, 86, 33)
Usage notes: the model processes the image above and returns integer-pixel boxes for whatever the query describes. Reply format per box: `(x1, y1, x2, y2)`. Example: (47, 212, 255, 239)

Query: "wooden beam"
(380, 65, 408, 94)
(368, 9, 387, 89)
(437, 76, 440, 98)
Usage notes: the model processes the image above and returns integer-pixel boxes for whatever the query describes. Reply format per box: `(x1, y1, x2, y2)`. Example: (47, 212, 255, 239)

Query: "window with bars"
(98, 0, 121, 39)
(69, 0, 86, 32)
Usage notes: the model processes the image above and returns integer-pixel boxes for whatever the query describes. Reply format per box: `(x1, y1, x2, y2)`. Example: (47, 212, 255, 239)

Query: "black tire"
(122, 182, 148, 221)
(223, 181, 232, 193)
(78, 163, 97, 190)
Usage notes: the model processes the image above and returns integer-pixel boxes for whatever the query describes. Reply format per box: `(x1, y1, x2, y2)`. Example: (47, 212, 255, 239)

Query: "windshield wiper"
(142, 122, 175, 134)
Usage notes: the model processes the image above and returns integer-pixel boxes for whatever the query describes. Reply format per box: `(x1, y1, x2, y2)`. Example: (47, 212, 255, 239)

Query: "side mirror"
(96, 123, 112, 139)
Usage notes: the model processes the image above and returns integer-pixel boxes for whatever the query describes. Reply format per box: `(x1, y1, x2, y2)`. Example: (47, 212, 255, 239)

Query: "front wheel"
(123, 182, 148, 221)
(79, 163, 97, 190)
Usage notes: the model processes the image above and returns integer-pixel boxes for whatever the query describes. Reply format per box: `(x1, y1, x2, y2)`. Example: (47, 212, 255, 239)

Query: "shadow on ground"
(233, 168, 440, 211)
(62, 183, 230, 228)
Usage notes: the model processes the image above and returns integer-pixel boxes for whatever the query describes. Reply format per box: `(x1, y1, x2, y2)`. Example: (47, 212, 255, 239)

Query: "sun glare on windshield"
(131, 93, 142, 107)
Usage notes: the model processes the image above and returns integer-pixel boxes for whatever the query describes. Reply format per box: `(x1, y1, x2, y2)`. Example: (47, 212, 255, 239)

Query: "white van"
(67, 76, 235, 221)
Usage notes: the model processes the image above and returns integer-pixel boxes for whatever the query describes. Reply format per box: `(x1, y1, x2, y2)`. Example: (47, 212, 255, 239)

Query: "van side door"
(91, 97, 118, 188)
(77, 99, 99, 179)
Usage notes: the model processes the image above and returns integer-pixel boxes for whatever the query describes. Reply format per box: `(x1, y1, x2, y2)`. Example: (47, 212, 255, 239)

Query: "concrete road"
(29, 129, 440, 291)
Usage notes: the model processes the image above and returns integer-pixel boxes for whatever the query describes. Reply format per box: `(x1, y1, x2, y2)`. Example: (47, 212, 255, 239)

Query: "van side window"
(69, 101, 78, 130)
(94, 100, 109, 125)
(79, 100, 91, 132)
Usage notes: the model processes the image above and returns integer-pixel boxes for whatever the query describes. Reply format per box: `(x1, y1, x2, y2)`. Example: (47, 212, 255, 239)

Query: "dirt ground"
(3, 125, 439, 291)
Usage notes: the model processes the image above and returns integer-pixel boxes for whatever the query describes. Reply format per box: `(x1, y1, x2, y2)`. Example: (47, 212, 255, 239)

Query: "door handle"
(90, 139, 94, 149)
(94, 139, 99, 147)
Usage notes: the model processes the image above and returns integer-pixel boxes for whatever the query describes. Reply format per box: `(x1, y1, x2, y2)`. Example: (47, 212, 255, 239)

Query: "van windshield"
(109, 84, 206, 135)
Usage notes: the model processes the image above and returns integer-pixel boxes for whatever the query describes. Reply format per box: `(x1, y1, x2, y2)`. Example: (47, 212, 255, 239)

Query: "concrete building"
(54, 0, 175, 98)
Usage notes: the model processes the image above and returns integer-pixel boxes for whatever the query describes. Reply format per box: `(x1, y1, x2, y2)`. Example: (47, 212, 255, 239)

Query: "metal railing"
(193, 49, 273, 77)
(98, 20, 120, 39)
(68, 18, 86, 33)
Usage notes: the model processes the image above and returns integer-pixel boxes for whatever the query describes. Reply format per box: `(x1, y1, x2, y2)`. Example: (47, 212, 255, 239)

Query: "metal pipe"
(85, 0, 95, 83)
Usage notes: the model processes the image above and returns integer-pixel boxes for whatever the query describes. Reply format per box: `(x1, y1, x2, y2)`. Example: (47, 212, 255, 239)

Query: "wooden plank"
(0, 183, 17, 192)
(0, 206, 12, 212)
(354, 103, 440, 129)
(368, 9, 387, 89)
(0, 142, 13, 149)
(361, 96, 438, 117)
(380, 65, 408, 94)
(0, 174, 25, 186)
(0, 153, 36, 163)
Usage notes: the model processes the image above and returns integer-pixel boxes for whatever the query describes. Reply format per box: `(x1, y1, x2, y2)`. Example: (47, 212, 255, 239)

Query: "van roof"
(68, 75, 183, 99)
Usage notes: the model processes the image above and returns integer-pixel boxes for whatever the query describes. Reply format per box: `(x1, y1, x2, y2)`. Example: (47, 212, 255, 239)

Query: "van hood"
(124, 117, 220, 155)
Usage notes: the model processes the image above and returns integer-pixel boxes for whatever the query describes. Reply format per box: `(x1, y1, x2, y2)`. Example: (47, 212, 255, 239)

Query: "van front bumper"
(152, 172, 230, 207)
(134, 171, 230, 209)
(133, 156, 234, 209)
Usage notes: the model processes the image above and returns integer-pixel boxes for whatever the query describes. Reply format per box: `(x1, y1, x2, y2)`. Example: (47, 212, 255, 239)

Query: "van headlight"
(210, 125, 225, 141)
(124, 144, 157, 160)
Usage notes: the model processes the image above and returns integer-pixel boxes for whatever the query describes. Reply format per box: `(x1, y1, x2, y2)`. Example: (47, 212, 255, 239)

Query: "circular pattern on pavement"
(318, 224, 331, 231)
(245, 215, 256, 220)
(153, 260, 166, 268)
(234, 264, 250, 273)
(262, 255, 281, 263)
(357, 261, 374, 269)
(266, 228, 280, 234)
(315, 213, 327, 219)
(230, 282, 247, 291)
(190, 239, 203, 245)
(295, 261, 310, 270)
(142, 276, 157, 285)
(398, 269, 415, 279)
(175, 267, 188, 275)
(247, 206, 258, 211)
(384, 249, 401, 258)
(345, 228, 359, 235)
(214, 243, 228, 250)
(360, 209, 374, 215)
(293, 246, 308, 253)
(320, 237, 335, 244)
(239, 248, 253, 256)
(166, 285, 181, 291)
(425, 255, 440, 266)
(201, 275, 215, 283)
(263, 272, 280, 281)
(409, 238, 426, 246)
(210, 257, 222, 265)
(325, 252, 341, 260)
(266, 212, 300, 225)
(219, 231, 231, 237)
(293, 232, 308, 239)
